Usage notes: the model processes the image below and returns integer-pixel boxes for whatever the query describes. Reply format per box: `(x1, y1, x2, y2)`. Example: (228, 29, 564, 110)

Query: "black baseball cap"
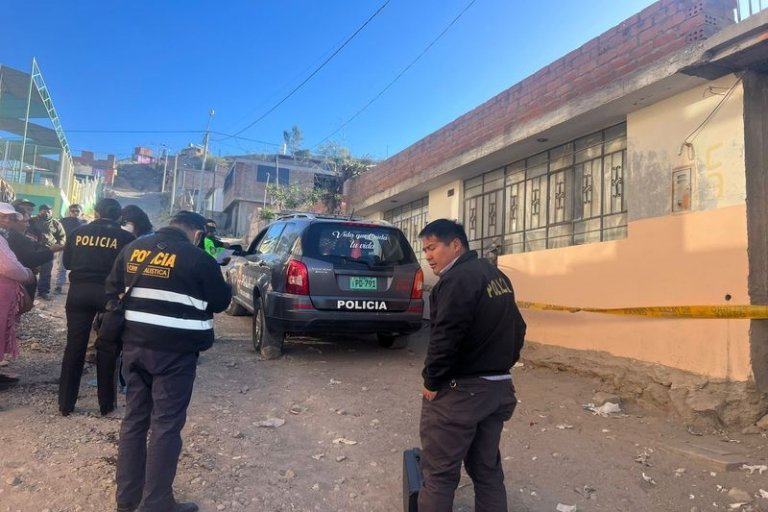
(171, 210, 207, 231)
(11, 198, 35, 208)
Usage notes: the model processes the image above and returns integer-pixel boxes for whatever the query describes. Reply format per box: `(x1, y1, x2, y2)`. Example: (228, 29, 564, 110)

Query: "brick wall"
(74, 150, 116, 169)
(347, 0, 736, 209)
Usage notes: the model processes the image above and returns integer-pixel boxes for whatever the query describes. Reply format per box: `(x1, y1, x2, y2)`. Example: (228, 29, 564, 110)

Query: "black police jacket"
(105, 226, 232, 354)
(422, 250, 526, 391)
(64, 219, 136, 285)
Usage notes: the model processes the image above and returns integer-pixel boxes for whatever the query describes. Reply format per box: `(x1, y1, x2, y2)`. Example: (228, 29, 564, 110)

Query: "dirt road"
(1, 296, 768, 511)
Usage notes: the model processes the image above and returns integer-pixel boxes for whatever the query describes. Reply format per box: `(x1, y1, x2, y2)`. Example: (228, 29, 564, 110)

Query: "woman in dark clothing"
(120, 205, 153, 238)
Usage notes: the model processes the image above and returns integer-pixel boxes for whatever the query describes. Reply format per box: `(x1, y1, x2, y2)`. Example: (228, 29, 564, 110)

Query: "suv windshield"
(304, 223, 417, 267)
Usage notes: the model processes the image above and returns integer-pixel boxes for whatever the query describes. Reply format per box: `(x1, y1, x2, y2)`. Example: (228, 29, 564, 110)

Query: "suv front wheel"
(252, 296, 284, 359)
(225, 296, 248, 316)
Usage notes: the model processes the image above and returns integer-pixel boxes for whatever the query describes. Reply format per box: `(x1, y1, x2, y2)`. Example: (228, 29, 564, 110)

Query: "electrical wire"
(678, 73, 744, 158)
(67, 129, 205, 134)
(311, 0, 478, 149)
(220, 0, 391, 141)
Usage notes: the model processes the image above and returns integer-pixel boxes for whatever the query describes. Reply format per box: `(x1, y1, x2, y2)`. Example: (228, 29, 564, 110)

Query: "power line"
(312, 0, 477, 149)
(67, 129, 205, 134)
(64, 128, 281, 147)
(220, 0, 391, 140)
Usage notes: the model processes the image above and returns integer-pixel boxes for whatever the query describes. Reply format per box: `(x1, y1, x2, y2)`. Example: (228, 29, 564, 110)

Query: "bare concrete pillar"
(744, 70, 768, 391)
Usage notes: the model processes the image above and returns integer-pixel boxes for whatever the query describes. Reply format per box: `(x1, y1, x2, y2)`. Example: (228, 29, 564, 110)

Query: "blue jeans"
(55, 252, 68, 289)
(37, 258, 53, 295)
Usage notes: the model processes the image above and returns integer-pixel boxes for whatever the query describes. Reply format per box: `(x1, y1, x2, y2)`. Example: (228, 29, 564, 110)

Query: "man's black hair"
(94, 198, 122, 221)
(171, 210, 207, 232)
(69, 203, 82, 211)
(418, 219, 469, 249)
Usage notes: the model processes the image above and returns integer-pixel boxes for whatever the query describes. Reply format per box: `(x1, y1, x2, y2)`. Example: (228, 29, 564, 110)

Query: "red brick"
(346, 0, 735, 211)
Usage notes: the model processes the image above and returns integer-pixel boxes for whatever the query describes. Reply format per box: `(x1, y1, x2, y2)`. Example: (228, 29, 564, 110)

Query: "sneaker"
(37, 293, 50, 301)
(0, 372, 20, 383)
(54, 286, 63, 294)
(173, 502, 199, 512)
(0, 372, 20, 389)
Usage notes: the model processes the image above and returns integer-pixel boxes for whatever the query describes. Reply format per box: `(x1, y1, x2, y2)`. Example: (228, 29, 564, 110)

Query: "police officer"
(59, 198, 135, 416)
(197, 218, 229, 261)
(417, 219, 526, 512)
(108, 211, 230, 512)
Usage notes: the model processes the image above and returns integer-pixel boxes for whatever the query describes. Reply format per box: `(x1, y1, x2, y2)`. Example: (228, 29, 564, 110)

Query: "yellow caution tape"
(516, 301, 768, 319)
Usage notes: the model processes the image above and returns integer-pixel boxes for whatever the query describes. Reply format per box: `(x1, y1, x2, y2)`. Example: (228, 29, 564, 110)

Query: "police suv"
(225, 213, 424, 358)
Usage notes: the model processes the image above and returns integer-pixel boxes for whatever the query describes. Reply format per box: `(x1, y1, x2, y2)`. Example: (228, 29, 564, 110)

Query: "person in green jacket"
(197, 219, 229, 264)
(30, 204, 65, 299)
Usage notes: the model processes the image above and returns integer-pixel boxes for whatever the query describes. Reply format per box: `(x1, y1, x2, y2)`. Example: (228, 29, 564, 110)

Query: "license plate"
(350, 276, 377, 290)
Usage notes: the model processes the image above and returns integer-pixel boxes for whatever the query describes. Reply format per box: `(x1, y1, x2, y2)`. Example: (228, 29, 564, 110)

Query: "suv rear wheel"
(377, 333, 408, 349)
(252, 296, 284, 359)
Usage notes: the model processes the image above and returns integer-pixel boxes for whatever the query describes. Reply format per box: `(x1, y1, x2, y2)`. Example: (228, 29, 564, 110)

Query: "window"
(464, 123, 627, 256)
(257, 165, 289, 186)
(304, 223, 417, 267)
(257, 222, 286, 255)
(384, 197, 429, 263)
(274, 222, 302, 257)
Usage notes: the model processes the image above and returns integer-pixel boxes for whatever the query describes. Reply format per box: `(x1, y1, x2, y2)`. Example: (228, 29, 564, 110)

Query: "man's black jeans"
(418, 377, 517, 512)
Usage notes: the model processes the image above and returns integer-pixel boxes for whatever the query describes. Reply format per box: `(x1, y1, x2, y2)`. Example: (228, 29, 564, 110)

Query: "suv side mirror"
(229, 244, 244, 256)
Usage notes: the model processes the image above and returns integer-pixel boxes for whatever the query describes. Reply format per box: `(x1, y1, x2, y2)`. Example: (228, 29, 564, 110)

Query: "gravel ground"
(2, 294, 768, 512)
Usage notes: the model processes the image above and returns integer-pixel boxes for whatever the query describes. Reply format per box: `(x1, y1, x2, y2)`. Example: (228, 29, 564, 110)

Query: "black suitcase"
(403, 447, 422, 512)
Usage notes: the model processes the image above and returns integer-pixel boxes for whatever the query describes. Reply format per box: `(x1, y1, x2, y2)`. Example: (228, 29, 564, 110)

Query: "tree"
(282, 125, 304, 157)
(315, 142, 376, 214)
(204, 156, 228, 171)
(266, 183, 323, 212)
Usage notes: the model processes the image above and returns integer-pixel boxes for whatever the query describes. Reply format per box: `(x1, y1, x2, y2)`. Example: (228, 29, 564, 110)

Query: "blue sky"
(2, 0, 656, 162)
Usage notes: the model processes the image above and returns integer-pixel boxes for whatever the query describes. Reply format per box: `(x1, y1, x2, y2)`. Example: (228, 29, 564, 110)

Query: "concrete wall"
(496, 76, 749, 381)
(500, 206, 749, 380)
(743, 71, 768, 392)
(628, 74, 745, 221)
(428, 180, 462, 224)
(14, 184, 64, 216)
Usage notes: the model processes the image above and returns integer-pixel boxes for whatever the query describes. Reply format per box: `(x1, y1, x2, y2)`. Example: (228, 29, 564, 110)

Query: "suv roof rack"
(274, 211, 392, 226)
(276, 211, 358, 221)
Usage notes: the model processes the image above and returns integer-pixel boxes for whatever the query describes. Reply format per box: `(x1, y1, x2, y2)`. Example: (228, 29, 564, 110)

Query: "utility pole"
(275, 153, 280, 191)
(161, 146, 169, 193)
(263, 172, 270, 207)
(197, 108, 215, 214)
(170, 154, 179, 215)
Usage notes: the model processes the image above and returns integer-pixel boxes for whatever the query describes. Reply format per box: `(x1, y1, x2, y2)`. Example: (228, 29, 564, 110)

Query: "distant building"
(73, 150, 117, 186)
(132, 146, 155, 165)
(222, 154, 334, 238)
